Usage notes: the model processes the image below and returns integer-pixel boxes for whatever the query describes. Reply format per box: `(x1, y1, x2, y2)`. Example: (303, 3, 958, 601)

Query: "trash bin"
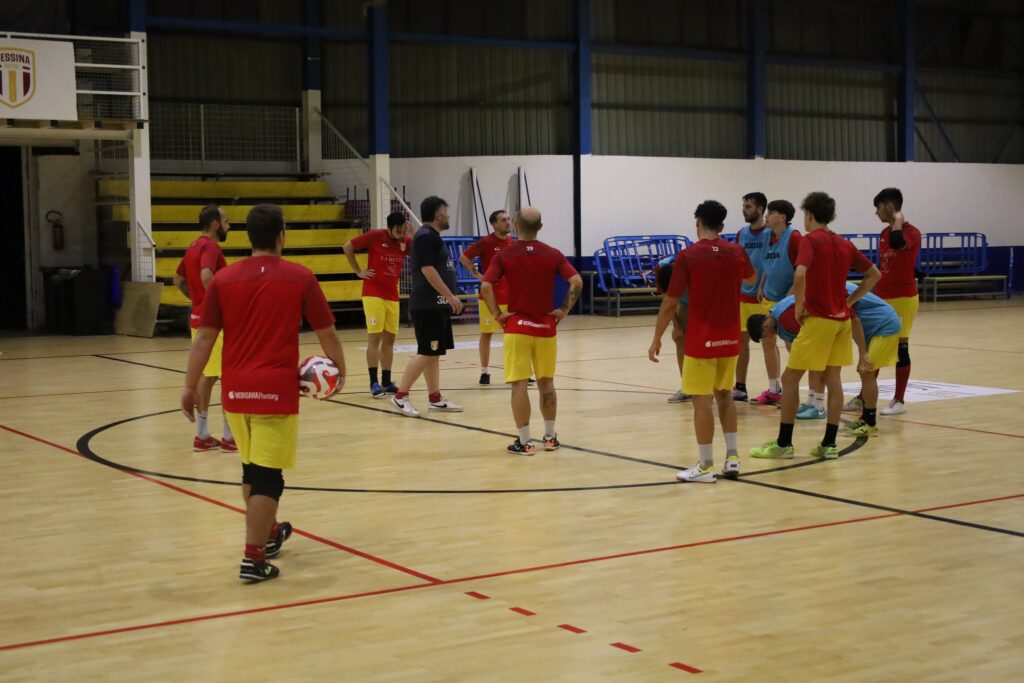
(41, 267, 113, 335)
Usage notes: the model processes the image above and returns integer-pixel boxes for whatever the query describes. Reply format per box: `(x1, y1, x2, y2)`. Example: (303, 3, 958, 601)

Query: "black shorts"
(411, 309, 454, 356)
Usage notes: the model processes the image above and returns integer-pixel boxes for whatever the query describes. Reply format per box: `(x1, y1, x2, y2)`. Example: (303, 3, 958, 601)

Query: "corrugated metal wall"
(766, 65, 895, 161)
(592, 53, 746, 158)
(389, 44, 571, 156)
(322, 42, 369, 155)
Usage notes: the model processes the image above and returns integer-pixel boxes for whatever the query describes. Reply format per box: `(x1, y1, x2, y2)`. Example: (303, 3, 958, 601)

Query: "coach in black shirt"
(390, 195, 464, 417)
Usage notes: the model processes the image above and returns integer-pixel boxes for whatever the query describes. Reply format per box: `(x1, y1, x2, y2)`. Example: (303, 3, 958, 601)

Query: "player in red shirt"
(343, 212, 412, 397)
(172, 205, 235, 453)
(751, 192, 880, 460)
(460, 209, 514, 385)
(481, 206, 582, 455)
(181, 204, 346, 583)
(845, 188, 921, 416)
(649, 200, 757, 482)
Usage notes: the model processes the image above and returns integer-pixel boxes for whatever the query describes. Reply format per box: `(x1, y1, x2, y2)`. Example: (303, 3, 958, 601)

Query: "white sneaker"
(428, 398, 463, 412)
(391, 395, 419, 417)
(842, 396, 863, 413)
(880, 399, 906, 416)
(667, 390, 692, 403)
(721, 455, 740, 479)
(676, 463, 717, 483)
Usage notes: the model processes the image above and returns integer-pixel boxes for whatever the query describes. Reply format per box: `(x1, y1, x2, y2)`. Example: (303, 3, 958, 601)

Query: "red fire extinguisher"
(46, 210, 65, 251)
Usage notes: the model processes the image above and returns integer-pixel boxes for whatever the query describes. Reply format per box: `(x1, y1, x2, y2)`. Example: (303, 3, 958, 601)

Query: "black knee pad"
(245, 463, 285, 501)
(897, 341, 910, 368)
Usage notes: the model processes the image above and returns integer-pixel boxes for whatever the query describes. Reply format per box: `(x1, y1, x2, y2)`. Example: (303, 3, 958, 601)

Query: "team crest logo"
(400, 243, 406, 252)
(430, 340, 439, 351)
(368, 316, 377, 326)
(0, 48, 36, 108)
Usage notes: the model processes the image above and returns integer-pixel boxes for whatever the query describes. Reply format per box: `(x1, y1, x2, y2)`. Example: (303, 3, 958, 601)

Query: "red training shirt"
(482, 240, 579, 338)
(175, 235, 228, 329)
(795, 230, 874, 321)
(876, 222, 921, 299)
(349, 229, 412, 302)
(667, 238, 755, 359)
(199, 256, 336, 415)
(464, 232, 513, 305)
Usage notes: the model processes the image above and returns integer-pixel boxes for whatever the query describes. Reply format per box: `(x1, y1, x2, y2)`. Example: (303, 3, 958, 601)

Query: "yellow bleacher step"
(161, 278, 364, 306)
(156, 254, 368, 279)
(144, 228, 360, 250)
(99, 179, 333, 200)
(114, 204, 345, 224)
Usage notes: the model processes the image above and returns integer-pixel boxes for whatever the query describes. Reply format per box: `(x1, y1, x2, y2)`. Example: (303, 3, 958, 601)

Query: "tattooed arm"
(549, 274, 583, 321)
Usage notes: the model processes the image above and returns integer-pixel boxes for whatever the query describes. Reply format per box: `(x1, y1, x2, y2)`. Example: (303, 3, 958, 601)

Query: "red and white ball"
(299, 355, 340, 400)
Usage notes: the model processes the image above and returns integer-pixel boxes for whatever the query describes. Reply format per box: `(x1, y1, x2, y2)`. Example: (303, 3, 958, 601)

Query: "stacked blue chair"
(918, 232, 1006, 301)
(592, 235, 691, 315)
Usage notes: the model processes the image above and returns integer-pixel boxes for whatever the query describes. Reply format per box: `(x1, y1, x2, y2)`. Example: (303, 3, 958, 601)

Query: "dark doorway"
(0, 146, 27, 330)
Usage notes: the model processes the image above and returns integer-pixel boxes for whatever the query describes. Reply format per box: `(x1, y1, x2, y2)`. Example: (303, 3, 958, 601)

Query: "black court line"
(732, 478, 1024, 538)
(739, 435, 868, 477)
(95, 354, 186, 374)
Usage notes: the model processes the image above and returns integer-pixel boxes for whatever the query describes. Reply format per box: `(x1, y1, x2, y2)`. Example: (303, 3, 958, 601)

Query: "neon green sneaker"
(843, 420, 878, 438)
(750, 440, 795, 459)
(811, 443, 839, 459)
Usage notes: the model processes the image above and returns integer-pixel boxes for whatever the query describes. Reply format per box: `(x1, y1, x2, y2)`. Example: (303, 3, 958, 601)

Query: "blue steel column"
(368, 3, 389, 156)
(129, 0, 146, 32)
(898, 0, 916, 161)
(572, 0, 592, 262)
(303, 0, 322, 90)
(746, 0, 767, 158)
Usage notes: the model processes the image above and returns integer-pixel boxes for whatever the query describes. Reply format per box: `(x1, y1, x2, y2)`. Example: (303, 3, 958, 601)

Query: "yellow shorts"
(362, 296, 400, 335)
(190, 327, 223, 378)
(867, 333, 899, 370)
(682, 355, 738, 395)
(763, 299, 778, 310)
(884, 296, 919, 339)
(479, 303, 508, 334)
(224, 412, 298, 470)
(787, 316, 853, 371)
(504, 333, 557, 383)
(740, 300, 770, 331)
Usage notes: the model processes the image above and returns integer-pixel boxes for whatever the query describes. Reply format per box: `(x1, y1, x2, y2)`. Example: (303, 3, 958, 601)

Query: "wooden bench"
(920, 274, 1008, 302)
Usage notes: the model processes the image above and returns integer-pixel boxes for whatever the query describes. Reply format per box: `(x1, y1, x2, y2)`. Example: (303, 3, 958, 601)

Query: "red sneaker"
(219, 438, 238, 453)
(193, 435, 220, 452)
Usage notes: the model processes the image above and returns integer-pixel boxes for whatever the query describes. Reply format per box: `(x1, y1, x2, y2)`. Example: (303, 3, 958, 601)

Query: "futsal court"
(3, 297, 1022, 681)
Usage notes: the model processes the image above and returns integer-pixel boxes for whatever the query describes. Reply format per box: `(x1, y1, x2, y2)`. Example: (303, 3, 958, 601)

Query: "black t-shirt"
(410, 225, 458, 311)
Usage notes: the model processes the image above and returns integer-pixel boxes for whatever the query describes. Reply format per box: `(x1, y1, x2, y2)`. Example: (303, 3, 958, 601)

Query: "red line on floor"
(465, 591, 490, 600)
(669, 662, 703, 674)
(558, 624, 587, 634)
(913, 342, 1024, 355)
(914, 493, 1024, 513)
(611, 642, 641, 653)
(510, 607, 536, 616)
(892, 418, 1024, 440)
(0, 386, 183, 401)
(0, 423, 442, 584)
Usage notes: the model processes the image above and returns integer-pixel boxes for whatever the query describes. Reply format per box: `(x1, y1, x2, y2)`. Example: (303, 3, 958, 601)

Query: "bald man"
(481, 207, 583, 455)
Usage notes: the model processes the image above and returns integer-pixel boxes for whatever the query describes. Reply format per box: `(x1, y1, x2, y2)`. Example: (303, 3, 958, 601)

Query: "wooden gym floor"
(2, 298, 1023, 681)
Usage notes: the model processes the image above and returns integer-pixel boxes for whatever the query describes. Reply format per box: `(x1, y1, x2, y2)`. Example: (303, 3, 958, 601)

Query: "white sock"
(813, 392, 825, 411)
(698, 443, 714, 468)
(543, 420, 556, 438)
(769, 378, 782, 393)
(724, 432, 738, 456)
(222, 416, 233, 441)
(481, 366, 489, 374)
(518, 426, 530, 444)
(196, 411, 210, 439)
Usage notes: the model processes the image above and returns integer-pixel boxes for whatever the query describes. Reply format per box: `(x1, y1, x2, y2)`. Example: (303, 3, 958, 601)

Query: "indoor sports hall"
(2, 2, 1023, 681)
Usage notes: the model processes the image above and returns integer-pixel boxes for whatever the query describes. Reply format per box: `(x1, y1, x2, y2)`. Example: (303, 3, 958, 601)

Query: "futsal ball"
(299, 355, 340, 400)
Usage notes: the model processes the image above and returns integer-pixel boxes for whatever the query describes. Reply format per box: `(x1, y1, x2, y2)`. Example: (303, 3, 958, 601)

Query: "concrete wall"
(33, 152, 98, 268)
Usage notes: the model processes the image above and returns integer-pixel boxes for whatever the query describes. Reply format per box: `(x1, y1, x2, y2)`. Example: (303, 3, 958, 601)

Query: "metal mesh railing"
(149, 102, 301, 167)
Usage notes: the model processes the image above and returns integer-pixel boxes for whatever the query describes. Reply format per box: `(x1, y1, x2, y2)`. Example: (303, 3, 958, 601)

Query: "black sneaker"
(479, 372, 491, 385)
(506, 439, 536, 456)
(239, 557, 280, 583)
(265, 521, 293, 559)
(383, 382, 399, 394)
(528, 377, 536, 385)
(731, 387, 748, 401)
(542, 435, 560, 451)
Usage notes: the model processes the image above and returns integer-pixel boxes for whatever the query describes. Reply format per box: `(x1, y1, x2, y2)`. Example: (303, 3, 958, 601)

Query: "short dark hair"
(694, 200, 727, 231)
(747, 313, 767, 343)
(246, 203, 284, 250)
(488, 209, 507, 225)
(199, 204, 221, 230)
(743, 192, 768, 210)
(420, 196, 448, 222)
(766, 199, 795, 224)
(801, 192, 836, 224)
(386, 211, 406, 229)
(873, 187, 903, 210)
(656, 261, 673, 293)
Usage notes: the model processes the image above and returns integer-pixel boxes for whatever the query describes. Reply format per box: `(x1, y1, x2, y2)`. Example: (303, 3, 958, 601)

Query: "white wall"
(582, 156, 1024, 252)
(34, 153, 98, 267)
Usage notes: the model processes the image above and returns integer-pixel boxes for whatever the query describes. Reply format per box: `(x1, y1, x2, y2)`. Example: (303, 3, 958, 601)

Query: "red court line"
(510, 607, 536, 616)
(892, 418, 1024, 440)
(669, 661, 704, 674)
(2, 491, 1018, 653)
(913, 342, 1024, 355)
(558, 624, 587, 634)
(915, 493, 1024, 514)
(0, 386, 183, 401)
(0, 423, 442, 584)
(611, 642, 642, 653)
(465, 591, 490, 600)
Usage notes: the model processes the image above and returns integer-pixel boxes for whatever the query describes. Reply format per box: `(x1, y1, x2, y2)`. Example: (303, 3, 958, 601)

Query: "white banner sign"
(0, 39, 77, 121)
(840, 379, 1019, 404)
